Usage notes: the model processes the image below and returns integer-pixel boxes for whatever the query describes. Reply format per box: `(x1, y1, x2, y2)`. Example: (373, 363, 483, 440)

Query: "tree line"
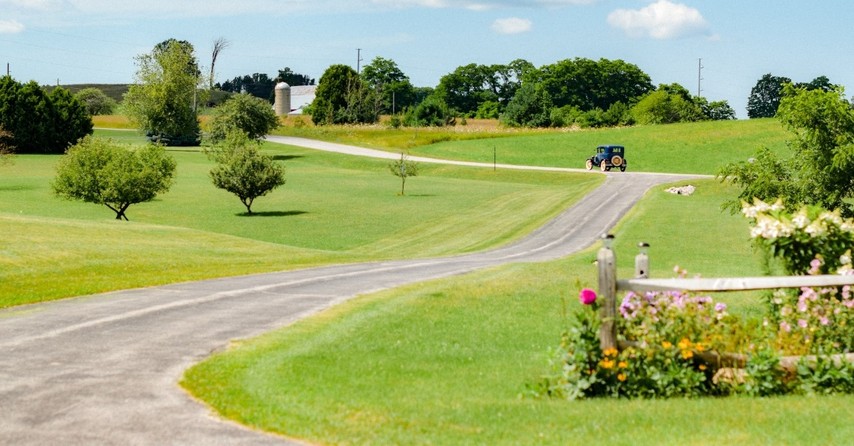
(306, 56, 743, 128)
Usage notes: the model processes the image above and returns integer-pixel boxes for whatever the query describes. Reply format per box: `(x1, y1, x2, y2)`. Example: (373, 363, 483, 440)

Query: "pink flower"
(579, 288, 597, 305)
(798, 319, 808, 329)
(780, 321, 791, 333)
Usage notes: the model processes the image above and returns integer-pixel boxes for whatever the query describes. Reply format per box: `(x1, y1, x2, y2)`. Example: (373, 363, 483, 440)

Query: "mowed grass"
(0, 132, 601, 307)
(183, 177, 853, 445)
(274, 118, 790, 175)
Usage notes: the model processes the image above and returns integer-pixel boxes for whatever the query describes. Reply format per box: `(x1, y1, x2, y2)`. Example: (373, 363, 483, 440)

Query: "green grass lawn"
(183, 177, 853, 445)
(0, 131, 600, 307)
(274, 118, 790, 175)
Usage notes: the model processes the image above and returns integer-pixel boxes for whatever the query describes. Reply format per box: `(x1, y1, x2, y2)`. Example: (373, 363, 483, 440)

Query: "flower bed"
(533, 200, 854, 399)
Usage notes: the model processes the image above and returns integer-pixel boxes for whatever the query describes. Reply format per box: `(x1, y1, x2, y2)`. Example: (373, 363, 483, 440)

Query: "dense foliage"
(208, 132, 286, 214)
(747, 74, 836, 119)
(207, 93, 279, 143)
(310, 64, 379, 125)
(361, 56, 417, 114)
(720, 85, 854, 216)
(123, 39, 202, 146)
(74, 87, 117, 115)
(52, 136, 176, 220)
(0, 76, 92, 154)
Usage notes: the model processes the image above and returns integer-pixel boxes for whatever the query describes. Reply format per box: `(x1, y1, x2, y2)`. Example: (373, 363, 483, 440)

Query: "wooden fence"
(596, 235, 854, 371)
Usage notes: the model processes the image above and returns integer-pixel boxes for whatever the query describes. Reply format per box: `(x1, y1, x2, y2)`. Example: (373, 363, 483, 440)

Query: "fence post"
(635, 242, 649, 279)
(597, 234, 617, 351)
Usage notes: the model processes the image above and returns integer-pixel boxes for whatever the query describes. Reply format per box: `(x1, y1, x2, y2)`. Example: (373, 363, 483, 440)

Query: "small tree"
(52, 136, 176, 220)
(207, 93, 279, 143)
(208, 132, 285, 214)
(74, 87, 117, 115)
(389, 152, 419, 195)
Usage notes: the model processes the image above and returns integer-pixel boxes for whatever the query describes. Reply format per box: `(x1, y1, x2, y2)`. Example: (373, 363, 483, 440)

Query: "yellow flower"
(662, 341, 673, 349)
(618, 361, 628, 369)
(603, 347, 618, 357)
(599, 359, 615, 369)
(678, 338, 692, 350)
(681, 349, 694, 360)
(695, 343, 705, 353)
(617, 373, 627, 382)
(699, 364, 707, 371)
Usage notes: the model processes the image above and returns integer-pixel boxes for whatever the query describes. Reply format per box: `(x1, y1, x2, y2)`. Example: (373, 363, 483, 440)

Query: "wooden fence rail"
(596, 235, 854, 371)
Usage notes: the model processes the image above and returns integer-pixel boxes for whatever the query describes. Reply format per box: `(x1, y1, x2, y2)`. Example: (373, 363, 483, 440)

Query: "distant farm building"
(274, 82, 316, 116)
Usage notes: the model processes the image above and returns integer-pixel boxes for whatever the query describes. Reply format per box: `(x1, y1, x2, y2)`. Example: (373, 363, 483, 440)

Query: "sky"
(1, 0, 853, 118)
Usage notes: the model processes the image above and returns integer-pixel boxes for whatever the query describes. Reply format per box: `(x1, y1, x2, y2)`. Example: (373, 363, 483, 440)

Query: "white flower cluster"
(741, 198, 784, 219)
(742, 199, 854, 241)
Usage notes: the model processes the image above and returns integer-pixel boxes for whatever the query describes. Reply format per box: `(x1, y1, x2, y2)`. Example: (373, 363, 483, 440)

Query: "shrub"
(207, 93, 279, 143)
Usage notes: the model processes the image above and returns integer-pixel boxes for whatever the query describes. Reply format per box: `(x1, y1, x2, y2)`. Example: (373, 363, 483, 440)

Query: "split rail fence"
(596, 235, 854, 371)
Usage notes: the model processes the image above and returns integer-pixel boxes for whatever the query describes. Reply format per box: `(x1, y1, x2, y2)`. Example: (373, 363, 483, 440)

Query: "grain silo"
(274, 82, 291, 116)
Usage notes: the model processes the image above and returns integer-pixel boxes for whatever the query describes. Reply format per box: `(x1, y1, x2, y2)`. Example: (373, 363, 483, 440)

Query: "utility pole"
(697, 58, 703, 98)
(356, 48, 363, 74)
(6, 63, 9, 77)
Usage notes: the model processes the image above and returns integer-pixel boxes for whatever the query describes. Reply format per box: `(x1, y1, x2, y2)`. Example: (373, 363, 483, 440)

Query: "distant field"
(274, 118, 790, 175)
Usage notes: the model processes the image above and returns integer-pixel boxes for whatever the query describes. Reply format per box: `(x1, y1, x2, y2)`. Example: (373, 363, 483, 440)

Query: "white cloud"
(0, 19, 25, 33)
(607, 0, 710, 40)
(492, 17, 532, 35)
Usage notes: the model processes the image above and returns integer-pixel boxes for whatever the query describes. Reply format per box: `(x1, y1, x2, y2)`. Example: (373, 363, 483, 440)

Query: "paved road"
(0, 138, 701, 445)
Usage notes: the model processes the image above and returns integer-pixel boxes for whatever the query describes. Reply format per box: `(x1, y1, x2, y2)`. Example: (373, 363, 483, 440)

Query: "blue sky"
(1, 0, 852, 118)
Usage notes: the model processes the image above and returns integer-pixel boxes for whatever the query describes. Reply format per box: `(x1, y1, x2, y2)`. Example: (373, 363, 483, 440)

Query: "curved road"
(0, 138, 701, 445)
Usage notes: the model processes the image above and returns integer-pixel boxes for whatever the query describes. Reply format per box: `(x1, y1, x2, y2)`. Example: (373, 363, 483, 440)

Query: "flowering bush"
(534, 268, 854, 399)
(742, 198, 854, 275)
(533, 200, 854, 399)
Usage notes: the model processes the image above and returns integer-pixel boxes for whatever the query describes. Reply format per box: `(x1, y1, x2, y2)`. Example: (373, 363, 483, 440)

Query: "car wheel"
(585, 159, 593, 170)
(620, 165, 626, 172)
(600, 160, 608, 172)
(611, 155, 623, 166)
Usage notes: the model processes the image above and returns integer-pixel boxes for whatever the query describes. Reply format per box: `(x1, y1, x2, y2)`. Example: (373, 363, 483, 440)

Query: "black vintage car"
(585, 145, 626, 172)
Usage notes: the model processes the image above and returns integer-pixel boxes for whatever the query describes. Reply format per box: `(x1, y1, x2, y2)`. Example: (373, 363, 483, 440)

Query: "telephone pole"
(356, 48, 363, 74)
(697, 58, 703, 98)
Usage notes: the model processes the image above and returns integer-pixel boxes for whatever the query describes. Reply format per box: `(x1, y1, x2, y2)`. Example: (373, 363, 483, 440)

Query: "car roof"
(597, 145, 624, 150)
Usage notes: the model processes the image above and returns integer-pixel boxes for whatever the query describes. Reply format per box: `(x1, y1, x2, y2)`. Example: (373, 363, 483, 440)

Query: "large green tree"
(500, 83, 553, 128)
(310, 64, 378, 125)
(434, 60, 531, 117)
(719, 85, 854, 216)
(52, 136, 176, 220)
(0, 76, 92, 154)
(746, 74, 792, 119)
(529, 58, 653, 112)
(361, 56, 416, 114)
(124, 39, 202, 146)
